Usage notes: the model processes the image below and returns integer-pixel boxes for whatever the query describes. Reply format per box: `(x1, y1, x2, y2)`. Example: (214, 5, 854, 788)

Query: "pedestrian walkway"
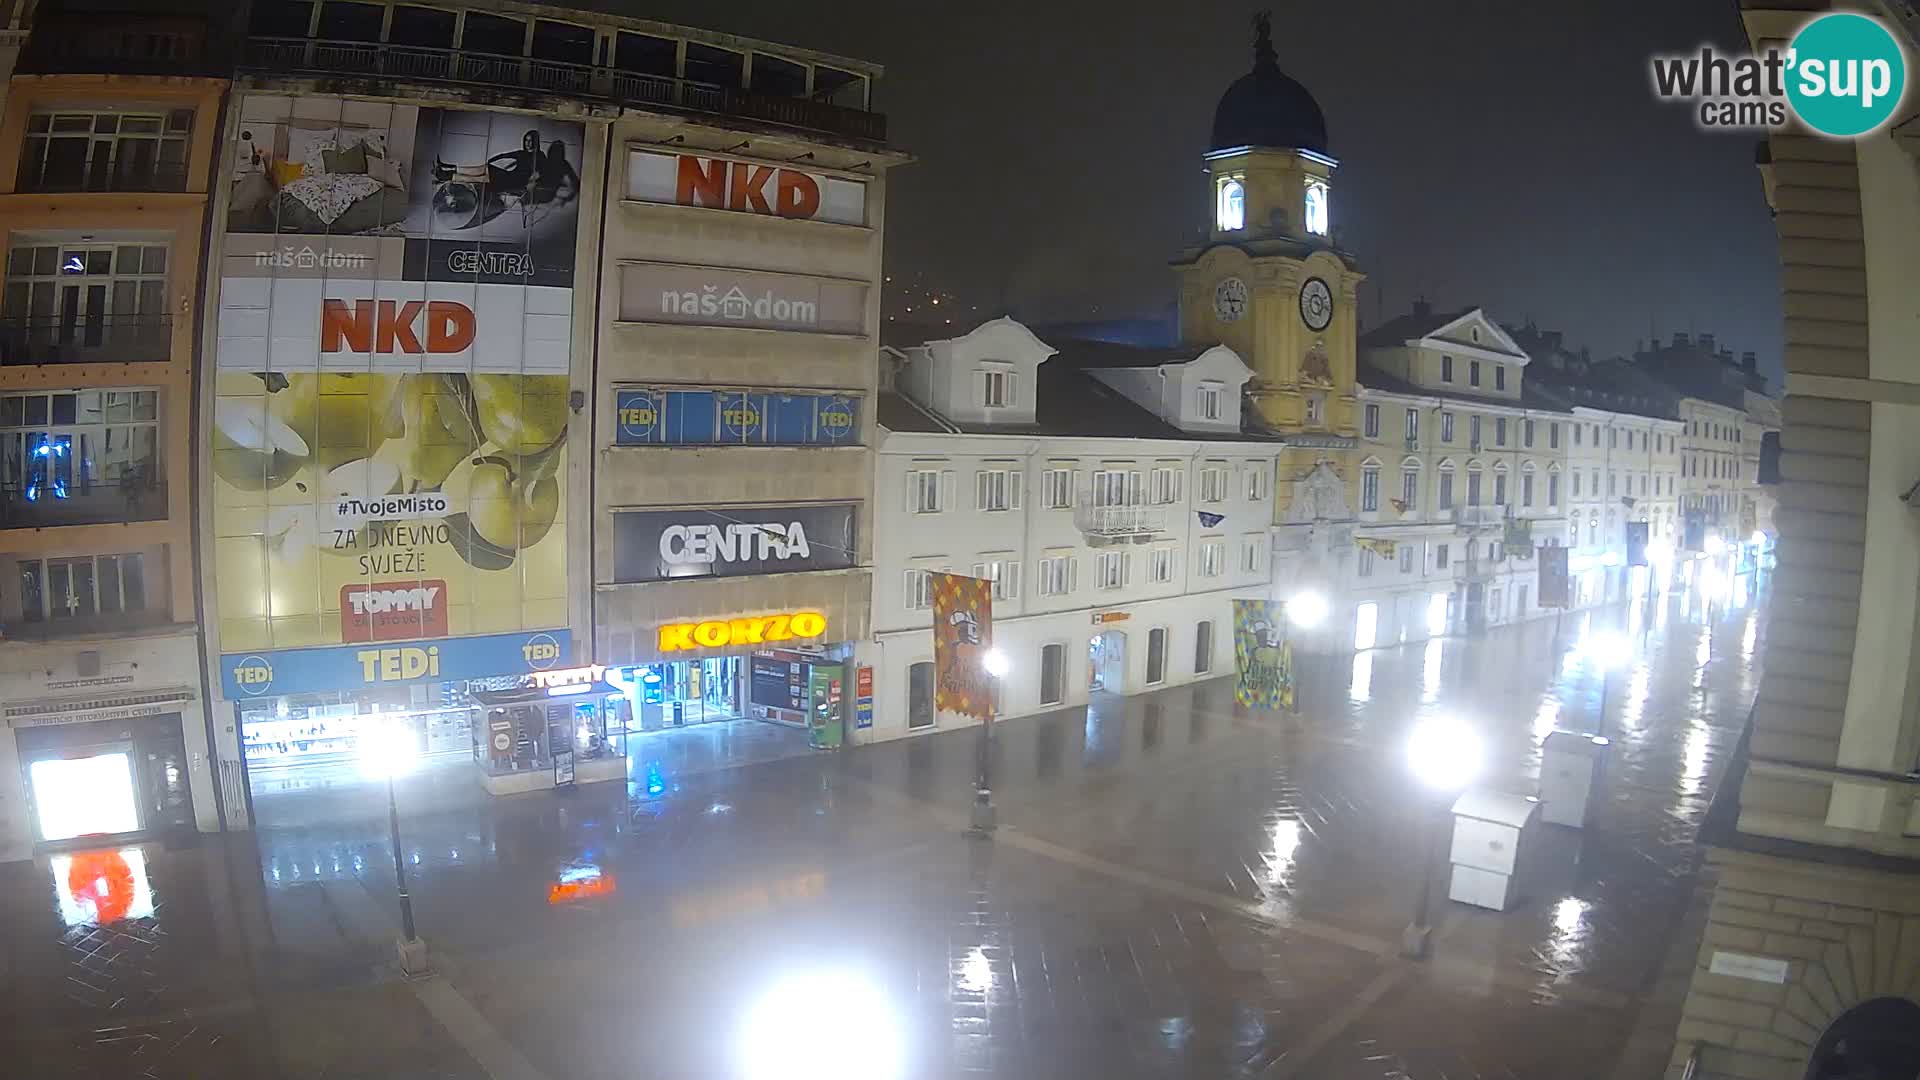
(0, 576, 1768, 1078)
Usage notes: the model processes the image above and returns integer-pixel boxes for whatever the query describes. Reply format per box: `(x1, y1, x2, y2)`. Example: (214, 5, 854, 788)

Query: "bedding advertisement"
(212, 95, 581, 657)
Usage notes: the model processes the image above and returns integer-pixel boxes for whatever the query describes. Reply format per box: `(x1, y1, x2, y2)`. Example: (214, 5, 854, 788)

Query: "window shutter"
(976, 369, 989, 407)
(1007, 371, 1020, 407)
(1005, 562, 1021, 598)
(1068, 557, 1079, 593)
(971, 562, 986, 580)
(1008, 470, 1023, 510)
(1070, 469, 1081, 507)
(975, 471, 989, 510)
(1171, 470, 1183, 505)
(904, 569, 921, 610)
(905, 472, 919, 513)
(940, 470, 955, 511)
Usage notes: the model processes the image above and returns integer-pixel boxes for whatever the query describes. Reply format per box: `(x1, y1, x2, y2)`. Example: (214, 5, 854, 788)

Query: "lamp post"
(971, 649, 1008, 834)
(364, 722, 427, 974)
(1401, 715, 1482, 960)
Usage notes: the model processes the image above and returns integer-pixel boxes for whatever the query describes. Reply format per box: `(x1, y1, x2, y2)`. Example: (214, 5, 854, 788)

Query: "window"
(1609, 428, 1617, 449)
(904, 568, 940, 611)
(1441, 412, 1455, 443)
(1438, 469, 1455, 510)
(1400, 546, 1415, 573)
(975, 467, 1022, 511)
(907, 468, 947, 513)
(1240, 534, 1265, 574)
(1441, 355, 1455, 382)
(1146, 627, 1168, 685)
(1469, 415, 1482, 447)
(1639, 474, 1647, 496)
(2, 389, 162, 526)
(1549, 473, 1560, 507)
(1358, 547, 1375, 578)
(1096, 550, 1128, 589)
(1592, 424, 1600, 444)
(1093, 468, 1140, 507)
(1041, 467, 1074, 509)
(1494, 365, 1507, 391)
(1405, 409, 1419, 444)
(908, 662, 935, 729)
(1494, 472, 1508, 505)
(1608, 472, 1616, 496)
(1197, 539, 1225, 577)
(1490, 541, 1503, 562)
(1573, 424, 1583, 447)
(1435, 543, 1450, 569)
(1037, 552, 1075, 596)
(5, 242, 171, 355)
(18, 552, 144, 623)
(1149, 546, 1177, 583)
(1360, 465, 1380, 511)
(1495, 417, 1507, 446)
(1550, 423, 1560, 449)
(19, 110, 193, 193)
(1469, 360, 1482, 387)
(1400, 467, 1419, 510)
(1522, 473, 1534, 507)
(1039, 642, 1066, 706)
(1217, 178, 1245, 231)
(1245, 466, 1269, 501)
(973, 557, 1022, 601)
(1304, 393, 1324, 425)
(1149, 466, 1183, 505)
(1467, 469, 1483, 506)
(1573, 472, 1582, 497)
(684, 41, 744, 86)
(1364, 404, 1380, 438)
(1199, 465, 1229, 503)
(1197, 381, 1223, 421)
(1524, 419, 1535, 448)
(1303, 179, 1329, 236)
(1194, 621, 1214, 675)
(981, 366, 1013, 408)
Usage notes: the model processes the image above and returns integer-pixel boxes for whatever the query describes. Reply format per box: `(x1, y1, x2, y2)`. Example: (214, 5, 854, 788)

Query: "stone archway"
(1804, 997, 1920, 1080)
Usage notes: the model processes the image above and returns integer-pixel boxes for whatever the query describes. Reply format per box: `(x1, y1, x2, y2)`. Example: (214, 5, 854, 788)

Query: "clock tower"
(1171, 12, 1365, 439)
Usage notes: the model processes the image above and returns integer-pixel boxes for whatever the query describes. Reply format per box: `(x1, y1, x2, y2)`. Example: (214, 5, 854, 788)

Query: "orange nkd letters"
(674, 155, 822, 220)
(321, 299, 477, 354)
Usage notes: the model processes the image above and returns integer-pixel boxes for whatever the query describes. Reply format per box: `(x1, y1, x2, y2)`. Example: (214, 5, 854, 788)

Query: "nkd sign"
(611, 503, 857, 583)
(627, 149, 867, 226)
(619, 263, 867, 336)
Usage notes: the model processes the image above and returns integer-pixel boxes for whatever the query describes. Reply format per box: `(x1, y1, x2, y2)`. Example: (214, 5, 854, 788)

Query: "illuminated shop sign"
(657, 611, 828, 652)
(611, 503, 857, 583)
(219, 629, 569, 698)
(626, 149, 868, 226)
(614, 388, 860, 446)
(528, 664, 607, 689)
(618, 263, 867, 335)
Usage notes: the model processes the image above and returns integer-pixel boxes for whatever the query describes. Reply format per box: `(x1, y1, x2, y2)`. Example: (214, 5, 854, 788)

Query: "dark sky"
(632, 0, 1784, 383)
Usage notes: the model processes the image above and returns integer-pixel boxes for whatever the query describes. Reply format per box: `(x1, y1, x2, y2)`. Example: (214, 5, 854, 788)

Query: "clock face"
(1299, 277, 1334, 331)
(1213, 277, 1248, 323)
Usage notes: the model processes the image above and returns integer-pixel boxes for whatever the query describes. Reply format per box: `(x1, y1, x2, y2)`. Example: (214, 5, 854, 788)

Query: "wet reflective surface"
(0, 571, 1767, 1077)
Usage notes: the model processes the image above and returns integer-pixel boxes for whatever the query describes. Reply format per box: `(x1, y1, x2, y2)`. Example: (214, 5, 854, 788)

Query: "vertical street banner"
(1626, 521, 1650, 567)
(1232, 599, 1294, 711)
(1538, 544, 1571, 608)
(211, 95, 582, 656)
(930, 572, 994, 723)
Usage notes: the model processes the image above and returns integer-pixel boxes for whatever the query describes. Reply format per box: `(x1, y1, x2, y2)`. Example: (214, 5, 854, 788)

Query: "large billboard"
(610, 503, 858, 584)
(211, 95, 582, 658)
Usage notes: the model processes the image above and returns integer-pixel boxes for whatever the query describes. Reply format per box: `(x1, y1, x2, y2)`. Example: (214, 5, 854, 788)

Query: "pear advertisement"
(212, 95, 580, 655)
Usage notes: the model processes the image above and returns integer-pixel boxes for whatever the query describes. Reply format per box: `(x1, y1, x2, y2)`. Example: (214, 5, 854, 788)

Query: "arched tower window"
(1304, 178, 1329, 236)
(1218, 178, 1245, 231)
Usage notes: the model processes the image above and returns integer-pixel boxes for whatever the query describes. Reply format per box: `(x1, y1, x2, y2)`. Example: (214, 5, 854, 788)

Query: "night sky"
(633, 0, 1784, 383)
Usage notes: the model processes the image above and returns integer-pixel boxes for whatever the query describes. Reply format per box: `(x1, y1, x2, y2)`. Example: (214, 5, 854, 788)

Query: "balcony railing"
(1076, 505, 1170, 540)
(0, 316, 173, 367)
(18, 164, 190, 195)
(241, 37, 889, 144)
(1, 474, 166, 531)
(1454, 506, 1504, 529)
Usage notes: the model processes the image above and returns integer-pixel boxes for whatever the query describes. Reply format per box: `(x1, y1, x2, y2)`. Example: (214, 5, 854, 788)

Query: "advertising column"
(206, 96, 585, 801)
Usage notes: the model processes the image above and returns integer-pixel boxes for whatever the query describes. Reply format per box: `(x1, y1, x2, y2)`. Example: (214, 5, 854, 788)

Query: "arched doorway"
(1805, 997, 1920, 1080)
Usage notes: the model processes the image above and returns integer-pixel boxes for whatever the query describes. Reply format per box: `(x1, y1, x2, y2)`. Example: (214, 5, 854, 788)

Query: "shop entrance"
(1089, 631, 1127, 692)
(16, 713, 192, 845)
(624, 656, 743, 729)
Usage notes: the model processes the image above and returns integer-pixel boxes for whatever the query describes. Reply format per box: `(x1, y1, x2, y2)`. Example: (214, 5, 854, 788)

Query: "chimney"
(1412, 298, 1432, 319)
(1741, 351, 1757, 373)
(1698, 333, 1715, 353)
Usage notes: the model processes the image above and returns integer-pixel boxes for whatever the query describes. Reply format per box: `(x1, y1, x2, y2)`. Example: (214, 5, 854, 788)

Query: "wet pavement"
(0, 569, 1767, 1078)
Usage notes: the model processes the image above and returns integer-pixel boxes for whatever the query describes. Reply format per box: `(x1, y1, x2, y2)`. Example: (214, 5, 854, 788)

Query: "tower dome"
(1210, 12, 1329, 154)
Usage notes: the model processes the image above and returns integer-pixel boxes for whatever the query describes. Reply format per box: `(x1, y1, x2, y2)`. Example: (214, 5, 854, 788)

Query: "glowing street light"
(972, 648, 1009, 833)
(982, 650, 1008, 678)
(1589, 631, 1633, 740)
(1704, 534, 1727, 558)
(1287, 590, 1330, 629)
(1402, 716, 1482, 959)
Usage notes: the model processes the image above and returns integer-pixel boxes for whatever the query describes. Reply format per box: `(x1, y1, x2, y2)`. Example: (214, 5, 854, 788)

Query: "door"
(907, 661, 934, 729)
(1194, 621, 1214, 675)
(1039, 643, 1065, 706)
(1353, 602, 1378, 650)
(1146, 627, 1167, 686)
(1099, 630, 1128, 692)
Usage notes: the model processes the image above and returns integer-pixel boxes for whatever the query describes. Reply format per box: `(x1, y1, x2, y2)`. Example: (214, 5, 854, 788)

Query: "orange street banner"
(930, 572, 994, 722)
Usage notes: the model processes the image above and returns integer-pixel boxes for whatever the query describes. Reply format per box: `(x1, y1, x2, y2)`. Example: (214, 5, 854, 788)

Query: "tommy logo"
(340, 580, 449, 642)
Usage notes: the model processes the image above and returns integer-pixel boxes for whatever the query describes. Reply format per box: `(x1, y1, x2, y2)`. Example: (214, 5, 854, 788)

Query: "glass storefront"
(616, 656, 745, 731)
(16, 713, 193, 843)
(611, 648, 851, 748)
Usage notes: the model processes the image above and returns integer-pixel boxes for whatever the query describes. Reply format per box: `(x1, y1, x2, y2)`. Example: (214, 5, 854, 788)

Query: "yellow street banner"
(1355, 537, 1397, 558)
(930, 573, 994, 723)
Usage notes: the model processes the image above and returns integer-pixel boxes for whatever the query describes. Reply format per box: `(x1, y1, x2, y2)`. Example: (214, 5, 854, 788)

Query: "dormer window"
(1303, 179, 1329, 236)
(1217, 178, 1245, 232)
(981, 365, 1014, 408)
(1197, 381, 1223, 421)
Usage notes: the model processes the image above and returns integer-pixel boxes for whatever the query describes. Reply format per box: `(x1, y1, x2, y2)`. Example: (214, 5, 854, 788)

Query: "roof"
(878, 370, 1284, 444)
(1046, 338, 1200, 370)
(1357, 363, 1571, 414)
(876, 391, 954, 434)
(1357, 308, 1477, 349)
(1210, 14, 1329, 154)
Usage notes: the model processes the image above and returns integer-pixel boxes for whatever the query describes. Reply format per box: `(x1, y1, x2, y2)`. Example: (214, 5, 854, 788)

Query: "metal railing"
(241, 37, 889, 144)
(0, 475, 166, 530)
(0, 315, 173, 366)
(1076, 505, 1171, 538)
(1454, 506, 1504, 529)
(18, 163, 190, 195)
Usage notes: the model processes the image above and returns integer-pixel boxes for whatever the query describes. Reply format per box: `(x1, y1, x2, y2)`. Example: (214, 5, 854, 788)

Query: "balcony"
(1453, 506, 1504, 530)
(1, 472, 166, 531)
(241, 37, 890, 145)
(17, 164, 190, 195)
(1076, 505, 1170, 543)
(0, 316, 173, 367)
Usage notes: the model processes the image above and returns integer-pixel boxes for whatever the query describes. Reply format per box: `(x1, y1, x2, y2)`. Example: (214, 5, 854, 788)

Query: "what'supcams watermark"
(1650, 12, 1907, 137)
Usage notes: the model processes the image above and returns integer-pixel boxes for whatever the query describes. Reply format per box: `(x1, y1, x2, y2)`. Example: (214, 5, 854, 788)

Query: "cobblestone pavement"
(0, 571, 1767, 1078)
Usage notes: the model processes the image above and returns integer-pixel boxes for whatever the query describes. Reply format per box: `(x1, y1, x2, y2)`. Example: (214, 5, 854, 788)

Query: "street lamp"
(1588, 631, 1633, 741)
(1287, 590, 1329, 630)
(359, 721, 427, 974)
(971, 649, 1008, 834)
(1401, 715, 1482, 959)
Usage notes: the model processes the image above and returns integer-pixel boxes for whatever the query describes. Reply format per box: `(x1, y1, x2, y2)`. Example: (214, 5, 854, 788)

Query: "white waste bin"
(1539, 731, 1610, 828)
(1448, 788, 1541, 911)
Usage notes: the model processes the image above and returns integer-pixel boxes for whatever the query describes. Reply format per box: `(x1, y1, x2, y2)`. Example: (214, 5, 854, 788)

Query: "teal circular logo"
(1786, 13, 1906, 137)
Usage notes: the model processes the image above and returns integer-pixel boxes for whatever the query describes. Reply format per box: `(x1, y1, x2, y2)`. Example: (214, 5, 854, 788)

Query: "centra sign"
(658, 611, 827, 652)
